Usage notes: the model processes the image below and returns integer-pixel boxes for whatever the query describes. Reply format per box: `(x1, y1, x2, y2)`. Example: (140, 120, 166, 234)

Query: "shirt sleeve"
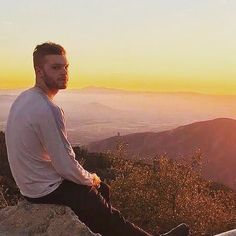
(38, 104, 93, 186)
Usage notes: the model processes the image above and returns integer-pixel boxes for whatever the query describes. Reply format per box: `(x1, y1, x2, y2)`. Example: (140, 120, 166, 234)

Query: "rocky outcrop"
(0, 200, 100, 236)
(215, 229, 236, 236)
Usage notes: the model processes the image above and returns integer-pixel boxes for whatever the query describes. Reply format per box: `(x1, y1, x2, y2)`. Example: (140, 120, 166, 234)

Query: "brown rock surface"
(0, 200, 100, 236)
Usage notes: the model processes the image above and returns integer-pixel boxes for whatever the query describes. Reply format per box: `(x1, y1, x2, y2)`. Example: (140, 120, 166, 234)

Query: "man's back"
(6, 87, 63, 198)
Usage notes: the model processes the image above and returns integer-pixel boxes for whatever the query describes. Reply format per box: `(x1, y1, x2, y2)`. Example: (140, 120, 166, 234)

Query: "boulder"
(0, 200, 100, 236)
(215, 230, 236, 236)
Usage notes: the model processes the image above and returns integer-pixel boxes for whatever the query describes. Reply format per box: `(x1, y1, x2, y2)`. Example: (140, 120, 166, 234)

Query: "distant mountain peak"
(176, 117, 236, 131)
(79, 86, 207, 95)
(79, 86, 128, 94)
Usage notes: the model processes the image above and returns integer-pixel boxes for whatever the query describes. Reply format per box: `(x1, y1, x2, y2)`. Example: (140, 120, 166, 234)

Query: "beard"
(41, 69, 67, 90)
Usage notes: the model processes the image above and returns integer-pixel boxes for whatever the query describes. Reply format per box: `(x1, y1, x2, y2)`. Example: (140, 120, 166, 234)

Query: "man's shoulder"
(13, 87, 42, 103)
(11, 88, 64, 121)
(11, 88, 58, 116)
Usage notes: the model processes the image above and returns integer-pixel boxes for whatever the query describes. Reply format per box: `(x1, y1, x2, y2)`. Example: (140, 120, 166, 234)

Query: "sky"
(0, 0, 236, 94)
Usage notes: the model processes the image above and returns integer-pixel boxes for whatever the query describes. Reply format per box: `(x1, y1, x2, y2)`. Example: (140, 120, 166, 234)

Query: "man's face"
(40, 55, 69, 90)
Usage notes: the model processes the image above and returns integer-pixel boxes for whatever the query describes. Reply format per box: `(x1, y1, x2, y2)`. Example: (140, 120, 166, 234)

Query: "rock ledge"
(0, 200, 100, 236)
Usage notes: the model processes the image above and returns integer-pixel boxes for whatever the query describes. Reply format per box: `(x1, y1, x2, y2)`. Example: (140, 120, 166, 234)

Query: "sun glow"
(1, 1, 236, 95)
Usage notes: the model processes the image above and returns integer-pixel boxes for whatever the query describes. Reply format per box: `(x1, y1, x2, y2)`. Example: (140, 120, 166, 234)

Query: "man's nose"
(61, 67, 68, 75)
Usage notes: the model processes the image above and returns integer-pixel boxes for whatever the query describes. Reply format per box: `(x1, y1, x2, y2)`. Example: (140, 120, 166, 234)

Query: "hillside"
(1, 129, 236, 235)
(88, 118, 236, 189)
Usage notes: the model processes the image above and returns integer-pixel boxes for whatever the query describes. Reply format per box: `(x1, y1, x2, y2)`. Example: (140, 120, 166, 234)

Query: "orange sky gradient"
(1, 1, 236, 95)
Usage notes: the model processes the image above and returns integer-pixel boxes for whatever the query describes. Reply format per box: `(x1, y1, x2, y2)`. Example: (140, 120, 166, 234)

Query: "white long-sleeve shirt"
(5, 87, 93, 198)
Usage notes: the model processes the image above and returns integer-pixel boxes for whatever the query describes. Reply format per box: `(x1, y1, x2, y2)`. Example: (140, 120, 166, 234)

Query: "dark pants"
(24, 180, 152, 236)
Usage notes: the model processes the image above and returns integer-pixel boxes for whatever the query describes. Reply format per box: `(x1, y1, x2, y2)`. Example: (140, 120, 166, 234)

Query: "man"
(5, 42, 189, 236)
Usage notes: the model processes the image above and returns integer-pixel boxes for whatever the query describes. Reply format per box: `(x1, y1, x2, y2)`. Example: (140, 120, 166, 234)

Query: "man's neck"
(34, 84, 58, 99)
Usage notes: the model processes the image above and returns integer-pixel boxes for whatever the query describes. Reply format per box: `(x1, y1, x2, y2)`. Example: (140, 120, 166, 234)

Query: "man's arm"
(38, 104, 96, 186)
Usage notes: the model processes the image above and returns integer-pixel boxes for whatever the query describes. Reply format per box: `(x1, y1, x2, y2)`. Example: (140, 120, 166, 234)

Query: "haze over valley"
(1, 87, 236, 146)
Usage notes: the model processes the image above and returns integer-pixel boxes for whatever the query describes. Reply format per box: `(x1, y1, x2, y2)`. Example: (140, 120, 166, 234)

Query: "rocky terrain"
(0, 200, 100, 236)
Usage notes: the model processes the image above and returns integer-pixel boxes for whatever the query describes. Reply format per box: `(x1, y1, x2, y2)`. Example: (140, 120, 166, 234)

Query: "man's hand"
(91, 173, 101, 188)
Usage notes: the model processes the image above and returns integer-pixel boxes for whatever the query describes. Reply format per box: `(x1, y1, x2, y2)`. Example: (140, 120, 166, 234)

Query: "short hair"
(33, 42, 66, 68)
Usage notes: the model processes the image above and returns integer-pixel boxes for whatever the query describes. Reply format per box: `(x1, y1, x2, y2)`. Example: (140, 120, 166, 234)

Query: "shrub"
(109, 150, 236, 235)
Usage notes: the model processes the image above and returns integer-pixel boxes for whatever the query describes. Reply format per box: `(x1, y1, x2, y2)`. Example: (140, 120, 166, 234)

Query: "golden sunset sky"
(1, 0, 236, 94)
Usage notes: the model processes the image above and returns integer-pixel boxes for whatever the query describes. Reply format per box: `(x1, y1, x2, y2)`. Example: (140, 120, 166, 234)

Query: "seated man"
(5, 42, 189, 236)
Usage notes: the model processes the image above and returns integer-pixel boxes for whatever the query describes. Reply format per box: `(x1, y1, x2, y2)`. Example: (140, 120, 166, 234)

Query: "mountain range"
(88, 118, 236, 190)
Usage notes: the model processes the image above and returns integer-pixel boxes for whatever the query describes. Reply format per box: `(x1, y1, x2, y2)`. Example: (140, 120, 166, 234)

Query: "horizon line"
(0, 86, 236, 97)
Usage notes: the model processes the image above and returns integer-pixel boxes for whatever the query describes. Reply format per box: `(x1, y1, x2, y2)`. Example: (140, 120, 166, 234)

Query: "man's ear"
(34, 66, 43, 77)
